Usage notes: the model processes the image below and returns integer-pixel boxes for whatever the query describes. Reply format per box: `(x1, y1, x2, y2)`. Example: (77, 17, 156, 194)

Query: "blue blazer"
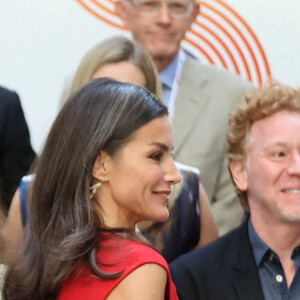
(170, 220, 265, 300)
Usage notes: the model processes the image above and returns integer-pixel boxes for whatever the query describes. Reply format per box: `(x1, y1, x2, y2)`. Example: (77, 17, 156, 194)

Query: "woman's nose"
(164, 158, 182, 185)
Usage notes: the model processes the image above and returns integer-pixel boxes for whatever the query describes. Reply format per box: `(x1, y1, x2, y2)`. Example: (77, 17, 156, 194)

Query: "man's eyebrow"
(149, 142, 174, 151)
(263, 141, 288, 148)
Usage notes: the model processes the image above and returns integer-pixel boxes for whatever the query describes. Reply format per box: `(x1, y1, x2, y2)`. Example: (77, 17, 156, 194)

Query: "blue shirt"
(248, 220, 300, 300)
(159, 53, 180, 106)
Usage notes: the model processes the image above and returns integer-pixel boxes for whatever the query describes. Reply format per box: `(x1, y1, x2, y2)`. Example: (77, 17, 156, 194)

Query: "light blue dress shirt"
(159, 53, 180, 106)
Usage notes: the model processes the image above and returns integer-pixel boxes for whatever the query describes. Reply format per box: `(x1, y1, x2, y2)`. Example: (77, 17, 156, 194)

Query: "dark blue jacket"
(170, 220, 265, 300)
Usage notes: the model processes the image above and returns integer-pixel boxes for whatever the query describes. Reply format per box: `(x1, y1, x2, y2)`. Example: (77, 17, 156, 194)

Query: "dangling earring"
(89, 182, 101, 199)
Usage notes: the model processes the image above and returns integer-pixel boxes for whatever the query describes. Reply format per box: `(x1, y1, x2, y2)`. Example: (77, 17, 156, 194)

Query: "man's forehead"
(250, 110, 300, 131)
(248, 110, 300, 148)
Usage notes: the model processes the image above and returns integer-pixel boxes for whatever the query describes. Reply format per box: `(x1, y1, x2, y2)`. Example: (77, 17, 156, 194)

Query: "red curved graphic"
(196, 11, 253, 81)
(218, 0, 271, 80)
(195, 22, 240, 74)
(77, 0, 125, 29)
(76, 0, 272, 86)
(201, 1, 261, 84)
(185, 37, 215, 64)
(190, 29, 228, 68)
(196, 14, 249, 78)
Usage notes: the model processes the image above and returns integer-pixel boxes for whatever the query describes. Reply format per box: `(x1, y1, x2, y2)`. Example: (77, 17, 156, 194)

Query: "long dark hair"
(3, 78, 168, 300)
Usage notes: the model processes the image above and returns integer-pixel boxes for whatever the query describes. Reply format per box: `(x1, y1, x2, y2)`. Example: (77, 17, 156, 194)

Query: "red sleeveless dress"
(58, 236, 179, 300)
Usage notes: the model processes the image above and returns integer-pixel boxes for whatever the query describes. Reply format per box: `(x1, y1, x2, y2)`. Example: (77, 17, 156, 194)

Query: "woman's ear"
(230, 160, 248, 191)
(92, 151, 112, 182)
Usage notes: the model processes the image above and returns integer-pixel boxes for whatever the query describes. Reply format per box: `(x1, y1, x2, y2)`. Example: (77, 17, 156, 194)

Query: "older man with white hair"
(115, 0, 252, 234)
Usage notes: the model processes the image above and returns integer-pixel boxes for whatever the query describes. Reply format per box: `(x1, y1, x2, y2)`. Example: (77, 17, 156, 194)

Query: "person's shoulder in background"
(0, 85, 36, 211)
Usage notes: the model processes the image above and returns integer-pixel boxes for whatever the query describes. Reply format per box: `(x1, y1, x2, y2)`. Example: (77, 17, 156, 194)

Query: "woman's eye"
(150, 152, 163, 161)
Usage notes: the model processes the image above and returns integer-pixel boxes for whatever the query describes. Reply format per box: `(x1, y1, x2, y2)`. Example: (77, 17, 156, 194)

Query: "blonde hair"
(226, 81, 300, 209)
(68, 36, 161, 98)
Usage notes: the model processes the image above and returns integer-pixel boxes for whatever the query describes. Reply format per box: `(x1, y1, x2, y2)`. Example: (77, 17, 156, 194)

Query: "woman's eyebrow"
(149, 142, 174, 151)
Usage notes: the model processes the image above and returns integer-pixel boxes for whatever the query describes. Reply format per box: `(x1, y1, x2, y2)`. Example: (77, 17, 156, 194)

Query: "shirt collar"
(249, 219, 300, 265)
(159, 52, 180, 89)
(292, 245, 300, 258)
(248, 219, 270, 266)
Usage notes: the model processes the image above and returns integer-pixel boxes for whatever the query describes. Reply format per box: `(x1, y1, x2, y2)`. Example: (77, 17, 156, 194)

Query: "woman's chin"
(155, 210, 170, 222)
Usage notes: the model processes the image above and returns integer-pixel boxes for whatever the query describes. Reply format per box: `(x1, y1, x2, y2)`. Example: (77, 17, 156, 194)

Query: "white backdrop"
(0, 0, 299, 152)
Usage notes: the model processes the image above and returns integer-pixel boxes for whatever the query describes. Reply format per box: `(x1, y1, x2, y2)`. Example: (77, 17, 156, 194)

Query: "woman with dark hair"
(1, 36, 217, 266)
(3, 78, 181, 300)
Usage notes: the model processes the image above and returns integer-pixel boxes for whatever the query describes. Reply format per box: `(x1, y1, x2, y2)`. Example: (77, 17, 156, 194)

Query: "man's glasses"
(127, 0, 194, 18)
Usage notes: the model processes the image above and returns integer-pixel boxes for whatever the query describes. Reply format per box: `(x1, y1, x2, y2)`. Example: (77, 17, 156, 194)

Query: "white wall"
(0, 0, 299, 152)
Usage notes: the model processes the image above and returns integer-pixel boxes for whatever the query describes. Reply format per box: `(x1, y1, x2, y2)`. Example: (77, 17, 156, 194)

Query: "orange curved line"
(189, 29, 228, 69)
(185, 37, 214, 64)
(196, 13, 251, 80)
(193, 21, 240, 74)
(215, 0, 272, 80)
(201, 2, 260, 84)
(76, 0, 127, 30)
(91, 0, 115, 16)
(77, 0, 271, 84)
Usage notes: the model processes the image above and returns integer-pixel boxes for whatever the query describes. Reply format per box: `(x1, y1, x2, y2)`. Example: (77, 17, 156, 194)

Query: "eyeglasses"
(126, 0, 194, 18)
